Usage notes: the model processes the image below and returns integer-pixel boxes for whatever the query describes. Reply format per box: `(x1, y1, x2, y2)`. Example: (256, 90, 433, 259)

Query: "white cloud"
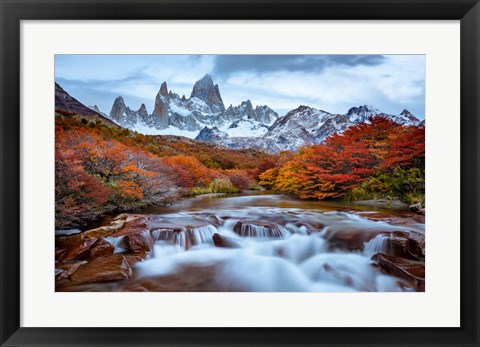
(55, 55, 425, 118)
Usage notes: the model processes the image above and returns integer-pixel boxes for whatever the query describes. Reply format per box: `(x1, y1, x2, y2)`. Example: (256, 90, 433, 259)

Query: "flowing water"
(64, 192, 425, 292)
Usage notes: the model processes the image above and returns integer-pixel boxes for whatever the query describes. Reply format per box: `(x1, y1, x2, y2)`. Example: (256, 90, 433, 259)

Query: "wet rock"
(371, 253, 425, 291)
(324, 225, 425, 258)
(59, 238, 97, 262)
(389, 231, 425, 260)
(212, 233, 244, 248)
(364, 231, 425, 260)
(70, 254, 132, 284)
(233, 220, 288, 238)
(409, 202, 425, 215)
(324, 227, 388, 251)
(124, 230, 154, 253)
(207, 215, 222, 226)
(355, 212, 420, 226)
(89, 237, 115, 259)
(124, 254, 147, 266)
(84, 214, 147, 238)
(56, 233, 89, 250)
(55, 261, 87, 281)
(120, 264, 231, 292)
(292, 221, 325, 234)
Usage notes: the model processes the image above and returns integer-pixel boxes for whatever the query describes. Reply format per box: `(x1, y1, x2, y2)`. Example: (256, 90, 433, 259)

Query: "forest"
(56, 113, 424, 230)
(259, 117, 425, 204)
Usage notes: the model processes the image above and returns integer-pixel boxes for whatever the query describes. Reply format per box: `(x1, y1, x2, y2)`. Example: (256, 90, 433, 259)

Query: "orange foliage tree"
(163, 155, 212, 189)
(267, 117, 425, 200)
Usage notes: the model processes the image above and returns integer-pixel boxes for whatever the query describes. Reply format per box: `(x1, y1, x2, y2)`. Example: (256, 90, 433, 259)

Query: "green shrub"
(347, 167, 424, 204)
(190, 178, 239, 195)
(208, 178, 238, 193)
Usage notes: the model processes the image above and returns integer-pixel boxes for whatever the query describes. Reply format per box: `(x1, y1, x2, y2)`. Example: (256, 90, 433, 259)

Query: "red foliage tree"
(272, 116, 425, 200)
(163, 155, 212, 189)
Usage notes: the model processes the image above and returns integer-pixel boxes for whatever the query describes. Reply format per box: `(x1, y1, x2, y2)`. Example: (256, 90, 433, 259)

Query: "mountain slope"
(102, 74, 279, 137)
(55, 83, 120, 128)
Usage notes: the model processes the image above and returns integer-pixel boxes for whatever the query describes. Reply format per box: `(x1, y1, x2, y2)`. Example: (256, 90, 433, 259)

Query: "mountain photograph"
(55, 55, 425, 292)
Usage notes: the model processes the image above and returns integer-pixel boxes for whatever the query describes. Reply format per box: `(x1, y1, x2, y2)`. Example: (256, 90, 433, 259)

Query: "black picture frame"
(1, 0, 479, 346)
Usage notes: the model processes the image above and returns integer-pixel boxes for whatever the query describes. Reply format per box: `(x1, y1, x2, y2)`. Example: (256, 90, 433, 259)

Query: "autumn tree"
(269, 116, 425, 201)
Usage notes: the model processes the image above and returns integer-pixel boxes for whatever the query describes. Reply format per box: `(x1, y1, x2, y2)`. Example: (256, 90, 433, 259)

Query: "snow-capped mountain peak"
(190, 74, 225, 113)
(346, 105, 382, 123)
(98, 77, 422, 154)
(397, 109, 420, 124)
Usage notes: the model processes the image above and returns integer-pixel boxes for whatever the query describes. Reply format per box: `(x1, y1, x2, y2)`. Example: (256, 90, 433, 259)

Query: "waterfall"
(363, 234, 391, 256)
(105, 235, 127, 254)
(80, 194, 424, 293)
(234, 222, 290, 238)
(152, 225, 217, 250)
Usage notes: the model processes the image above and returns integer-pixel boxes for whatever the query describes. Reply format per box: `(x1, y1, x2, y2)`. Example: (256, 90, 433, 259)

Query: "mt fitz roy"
(96, 74, 423, 152)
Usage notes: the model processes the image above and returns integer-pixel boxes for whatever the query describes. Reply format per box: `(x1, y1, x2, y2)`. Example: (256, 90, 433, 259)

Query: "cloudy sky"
(55, 54, 425, 119)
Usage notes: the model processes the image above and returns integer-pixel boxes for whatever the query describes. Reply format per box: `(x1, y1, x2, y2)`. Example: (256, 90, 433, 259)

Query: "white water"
(115, 194, 424, 292)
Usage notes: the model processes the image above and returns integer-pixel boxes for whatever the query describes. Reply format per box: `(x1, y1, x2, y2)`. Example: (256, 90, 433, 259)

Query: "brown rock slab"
(84, 214, 148, 238)
(324, 227, 388, 251)
(212, 233, 243, 248)
(124, 230, 154, 253)
(55, 261, 87, 281)
(89, 237, 115, 259)
(59, 238, 97, 262)
(56, 233, 89, 250)
(70, 254, 132, 284)
(325, 226, 425, 260)
(371, 253, 425, 291)
(124, 252, 151, 266)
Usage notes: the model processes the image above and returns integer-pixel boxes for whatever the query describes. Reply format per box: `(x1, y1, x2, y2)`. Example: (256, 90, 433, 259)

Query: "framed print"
(1, 0, 479, 346)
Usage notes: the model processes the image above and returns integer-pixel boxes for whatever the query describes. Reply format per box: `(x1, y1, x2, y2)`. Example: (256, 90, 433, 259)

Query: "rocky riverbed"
(55, 193, 425, 292)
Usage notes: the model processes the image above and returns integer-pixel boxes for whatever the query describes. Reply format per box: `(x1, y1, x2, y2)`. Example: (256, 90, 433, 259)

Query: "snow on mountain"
(197, 105, 423, 153)
(190, 74, 225, 113)
(104, 74, 278, 139)
(99, 77, 422, 152)
(196, 126, 229, 142)
(345, 105, 419, 125)
(89, 105, 108, 117)
(313, 114, 352, 143)
(346, 105, 382, 123)
(395, 109, 421, 124)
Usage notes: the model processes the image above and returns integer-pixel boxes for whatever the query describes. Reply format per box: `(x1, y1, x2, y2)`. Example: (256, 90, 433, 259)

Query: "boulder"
(58, 238, 97, 262)
(56, 233, 88, 250)
(89, 237, 115, 259)
(124, 230, 154, 253)
(55, 261, 87, 281)
(212, 233, 244, 248)
(70, 254, 132, 284)
(324, 227, 388, 251)
(324, 226, 425, 259)
(409, 201, 423, 213)
(83, 214, 147, 238)
(124, 254, 146, 266)
(371, 253, 425, 291)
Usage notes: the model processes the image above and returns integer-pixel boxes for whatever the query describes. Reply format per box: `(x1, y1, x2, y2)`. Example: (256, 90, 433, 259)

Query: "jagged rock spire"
(152, 82, 170, 129)
(190, 74, 225, 113)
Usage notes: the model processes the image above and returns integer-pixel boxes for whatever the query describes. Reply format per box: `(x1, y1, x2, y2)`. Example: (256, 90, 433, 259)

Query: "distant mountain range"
(55, 75, 424, 153)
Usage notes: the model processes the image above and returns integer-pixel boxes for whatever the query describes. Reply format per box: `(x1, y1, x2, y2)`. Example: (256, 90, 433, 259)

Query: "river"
(56, 191, 425, 292)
